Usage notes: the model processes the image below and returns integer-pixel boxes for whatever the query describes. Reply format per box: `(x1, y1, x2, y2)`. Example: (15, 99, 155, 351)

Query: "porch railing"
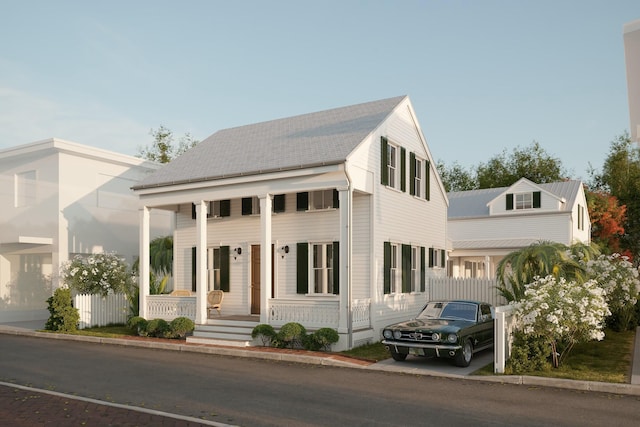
(269, 299, 340, 328)
(146, 295, 197, 321)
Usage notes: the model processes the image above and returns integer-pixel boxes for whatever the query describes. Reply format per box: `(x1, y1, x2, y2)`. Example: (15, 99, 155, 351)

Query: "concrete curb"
(2, 325, 639, 396)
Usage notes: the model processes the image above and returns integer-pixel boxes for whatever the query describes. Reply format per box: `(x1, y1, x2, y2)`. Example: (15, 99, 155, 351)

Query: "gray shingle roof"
(447, 180, 583, 219)
(134, 96, 407, 189)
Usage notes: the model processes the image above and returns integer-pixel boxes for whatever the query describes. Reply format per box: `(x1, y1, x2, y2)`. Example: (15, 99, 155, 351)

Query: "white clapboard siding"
(74, 293, 129, 329)
(429, 278, 507, 307)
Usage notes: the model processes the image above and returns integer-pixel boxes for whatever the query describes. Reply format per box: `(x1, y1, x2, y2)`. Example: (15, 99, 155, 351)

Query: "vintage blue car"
(381, 300, 494, 367)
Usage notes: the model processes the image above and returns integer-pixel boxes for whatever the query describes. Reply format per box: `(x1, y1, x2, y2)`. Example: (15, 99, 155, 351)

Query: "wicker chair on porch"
(207, 290, 224, 317)
(170, 289, 193, 296)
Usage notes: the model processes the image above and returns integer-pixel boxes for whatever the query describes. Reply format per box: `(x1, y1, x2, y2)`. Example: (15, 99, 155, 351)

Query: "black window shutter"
(296, 243, 308, 294)
(409, 152, 416, 196)
(420, 247, 426, 292)
(333, 189, 339, 209)
(440, 249, 446, 268)
(506, 193, 514, 210)
(220, 246, 230, 292)
(429, 248, 434, 268)
(381, 137, 389, 185)
(533, 191, 541, 208)
(220, 200, 231, 217)
(274, 194, 286, 213)
(402, 244, 411, 293)
(296, 192, 308, 211)
(191, 203, 196, 220)
(241, 197, 252, 215)
(425, 160, 430, 201)
(400, 147, 406, 192)
(332, 241, 339, 295)
(383, 242, 391, 294)
(191, 246, 197, 292)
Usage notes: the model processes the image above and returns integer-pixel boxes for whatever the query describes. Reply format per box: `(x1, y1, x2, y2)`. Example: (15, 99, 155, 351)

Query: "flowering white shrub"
(515, 275, 610, 367)
(62, 253, 134, 296)
(581, 254, 640, 331)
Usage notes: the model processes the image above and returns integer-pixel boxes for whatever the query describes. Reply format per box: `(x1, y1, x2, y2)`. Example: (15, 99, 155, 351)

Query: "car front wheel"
(454, 339, 473, 367)
(390, 349, 408, 361)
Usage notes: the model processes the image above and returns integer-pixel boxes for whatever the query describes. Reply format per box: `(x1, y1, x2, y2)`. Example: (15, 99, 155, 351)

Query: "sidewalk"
(1, 321, 639, 426)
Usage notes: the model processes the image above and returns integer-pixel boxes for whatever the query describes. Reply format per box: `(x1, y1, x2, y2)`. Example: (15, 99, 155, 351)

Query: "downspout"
(343, 162, 353, 349)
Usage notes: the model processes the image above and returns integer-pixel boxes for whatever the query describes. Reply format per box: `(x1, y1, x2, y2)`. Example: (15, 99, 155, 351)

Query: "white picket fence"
(429, 277, 507, 307)
(74, 293, 129, 329)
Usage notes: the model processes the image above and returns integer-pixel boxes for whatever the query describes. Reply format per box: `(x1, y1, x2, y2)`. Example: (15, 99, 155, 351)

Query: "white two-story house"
(447, 178, 591, 279)
(133, 96, 449, 350)
(0, 138, 172, 323)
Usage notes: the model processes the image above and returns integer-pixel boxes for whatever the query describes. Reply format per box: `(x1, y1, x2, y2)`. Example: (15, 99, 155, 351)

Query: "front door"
(251, 245, 261, 314)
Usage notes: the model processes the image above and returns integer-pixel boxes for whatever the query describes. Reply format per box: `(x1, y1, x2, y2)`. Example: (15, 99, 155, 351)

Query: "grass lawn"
(472, 328, 635, 383)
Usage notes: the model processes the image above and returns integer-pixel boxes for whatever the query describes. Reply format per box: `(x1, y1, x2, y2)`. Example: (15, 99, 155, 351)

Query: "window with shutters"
(515, 193, 533, 210)
(384, 242, 426, 294)
(312, 243, 334, 294)
(296, 190, 338, 211)
(296, 242, 339, 295)
(387, 144, 398, 189)
(207, 247, 222, 291)
(192, 246, 229, 292)
(389, 243, 400, 293)
(242, 196, 261, 215)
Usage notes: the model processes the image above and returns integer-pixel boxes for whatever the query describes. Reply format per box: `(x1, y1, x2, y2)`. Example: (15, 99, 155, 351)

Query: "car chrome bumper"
(382, 339, 462, 357)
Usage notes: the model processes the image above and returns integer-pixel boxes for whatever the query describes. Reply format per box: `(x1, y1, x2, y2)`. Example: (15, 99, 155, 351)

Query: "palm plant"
(496, 241, 596, 302)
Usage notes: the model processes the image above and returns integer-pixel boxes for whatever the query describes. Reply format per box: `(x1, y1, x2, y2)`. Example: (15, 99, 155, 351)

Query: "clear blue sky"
(1, 1, 639, 180)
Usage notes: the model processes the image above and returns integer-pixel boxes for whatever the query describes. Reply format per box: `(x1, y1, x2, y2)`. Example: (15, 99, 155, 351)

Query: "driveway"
(370, 348, 493, 376)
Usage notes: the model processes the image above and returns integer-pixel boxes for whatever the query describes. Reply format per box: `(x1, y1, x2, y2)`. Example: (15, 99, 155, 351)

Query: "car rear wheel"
(454, 339, 473, 367)
(390, 349, 407, 361)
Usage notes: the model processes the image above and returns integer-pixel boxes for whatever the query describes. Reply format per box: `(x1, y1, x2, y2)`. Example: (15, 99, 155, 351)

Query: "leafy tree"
(137, 125, 198, 164)
(476, 141, 567, 189)
(438, 141, 567, 192)
(436, 161, 477, 192)
(589, 133, 640, 262)
(585, 189, 627, 255)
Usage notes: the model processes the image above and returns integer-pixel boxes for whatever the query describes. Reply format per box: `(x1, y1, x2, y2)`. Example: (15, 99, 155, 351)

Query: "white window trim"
(411, 246, 420, 293)
(515, 192, 533, 210)
(386, 143, 399, 190)
(207, 247, 221, 291)
(307, 190, 336, 211)
(390, 243, 400, 294)
(309, 242, 335, 295)
(414, 157, 423, 199)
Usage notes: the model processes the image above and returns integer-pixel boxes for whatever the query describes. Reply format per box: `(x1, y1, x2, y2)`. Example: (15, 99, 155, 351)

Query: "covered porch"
(144, 294, 371, 347)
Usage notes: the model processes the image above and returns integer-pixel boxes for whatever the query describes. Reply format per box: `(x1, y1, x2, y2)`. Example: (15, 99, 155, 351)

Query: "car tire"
(454, 339, 473, 367)
(390, 349, 407, 361)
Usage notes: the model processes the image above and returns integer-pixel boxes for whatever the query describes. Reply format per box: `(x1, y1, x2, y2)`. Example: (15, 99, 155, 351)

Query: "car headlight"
(383, 329, 392, 339)
(431, 333, 440, 341)
(393, 330, 402, 339)
(447, 334, 458, 343)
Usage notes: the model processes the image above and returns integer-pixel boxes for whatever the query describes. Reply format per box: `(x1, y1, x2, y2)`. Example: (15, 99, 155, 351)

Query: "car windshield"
(416, 302, 478, 322)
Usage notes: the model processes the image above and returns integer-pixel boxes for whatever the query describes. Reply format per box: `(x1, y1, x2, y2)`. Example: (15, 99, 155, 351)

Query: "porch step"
(187, 319, 258, 348)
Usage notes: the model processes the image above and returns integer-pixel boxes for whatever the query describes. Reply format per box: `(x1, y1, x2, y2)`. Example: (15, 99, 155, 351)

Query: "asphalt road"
(1, 335, 638, 427)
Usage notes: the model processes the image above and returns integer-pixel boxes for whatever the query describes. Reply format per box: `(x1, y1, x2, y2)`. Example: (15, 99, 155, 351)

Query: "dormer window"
(516, 193, 532, 210)
(506, 191, 541, 210)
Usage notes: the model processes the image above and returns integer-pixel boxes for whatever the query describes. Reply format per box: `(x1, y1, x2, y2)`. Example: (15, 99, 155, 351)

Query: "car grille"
(397, 331, 437, 342)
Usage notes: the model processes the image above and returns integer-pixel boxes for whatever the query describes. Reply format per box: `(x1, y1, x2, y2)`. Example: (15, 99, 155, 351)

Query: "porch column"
(195, 200, 208, 324)
(485, 255, 491, 279)
(259, 194, 272, 324)
(338, 187, 352, 346)
(139, 206, 150, 319)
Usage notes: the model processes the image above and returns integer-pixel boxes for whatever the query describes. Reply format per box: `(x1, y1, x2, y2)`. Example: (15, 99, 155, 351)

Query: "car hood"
(386, 318, 473, 333)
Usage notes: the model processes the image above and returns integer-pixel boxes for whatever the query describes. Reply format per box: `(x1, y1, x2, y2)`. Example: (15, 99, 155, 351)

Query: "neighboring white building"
(624, 19, 640, 143)
(447, 178, 590, 279)
(0, 138, 173, 322)
(133, 96, 449, 350)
